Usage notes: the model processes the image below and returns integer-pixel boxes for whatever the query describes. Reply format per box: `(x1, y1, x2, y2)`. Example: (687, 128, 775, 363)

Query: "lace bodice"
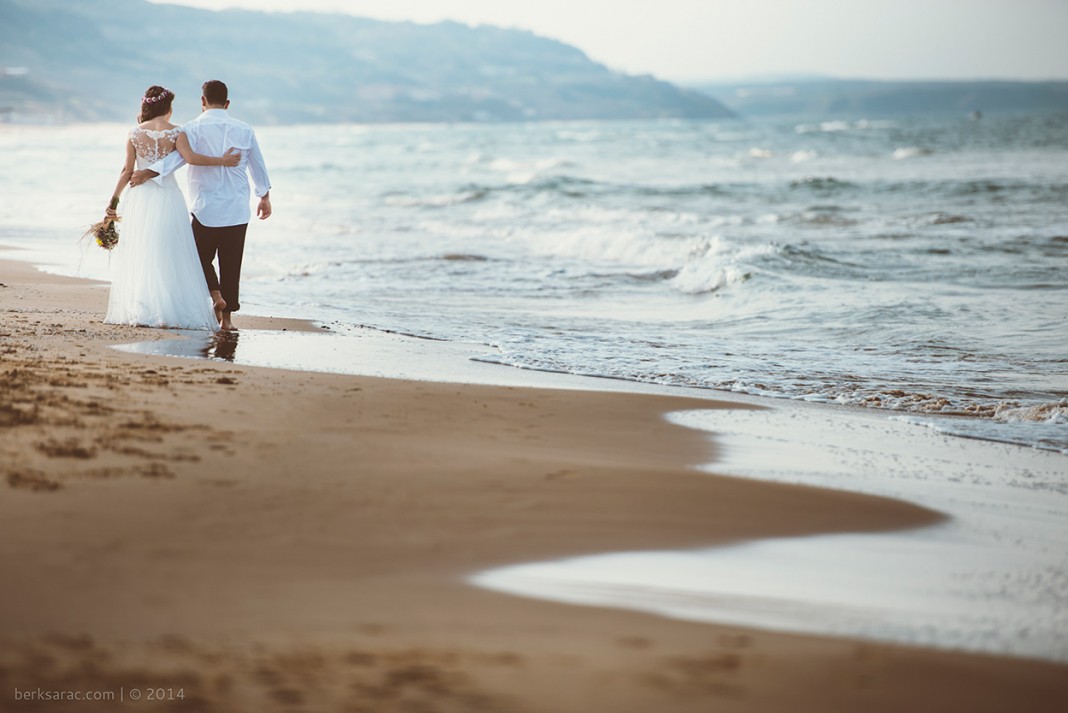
(130, 126, 181, 166)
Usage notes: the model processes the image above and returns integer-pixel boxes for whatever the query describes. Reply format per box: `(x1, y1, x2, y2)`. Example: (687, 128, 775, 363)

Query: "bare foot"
(220, 312, 237, 332)
(211, 291, 227, 324)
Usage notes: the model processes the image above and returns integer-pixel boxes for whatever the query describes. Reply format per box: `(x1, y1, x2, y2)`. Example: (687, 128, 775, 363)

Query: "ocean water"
(2, 113, 1067, 452)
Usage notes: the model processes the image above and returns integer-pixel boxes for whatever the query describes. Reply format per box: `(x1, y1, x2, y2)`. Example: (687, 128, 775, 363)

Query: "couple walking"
(103, 80, 271, 332)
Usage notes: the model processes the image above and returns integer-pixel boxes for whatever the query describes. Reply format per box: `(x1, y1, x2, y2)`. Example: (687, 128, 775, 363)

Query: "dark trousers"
(191, 215, 248, 313)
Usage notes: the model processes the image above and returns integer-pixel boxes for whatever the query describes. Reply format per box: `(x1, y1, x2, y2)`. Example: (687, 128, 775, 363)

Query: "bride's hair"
(138, 85, 174, 123)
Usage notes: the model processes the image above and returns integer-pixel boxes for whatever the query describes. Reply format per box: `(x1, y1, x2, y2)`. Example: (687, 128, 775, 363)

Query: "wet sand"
(1, 257, 1065, 712)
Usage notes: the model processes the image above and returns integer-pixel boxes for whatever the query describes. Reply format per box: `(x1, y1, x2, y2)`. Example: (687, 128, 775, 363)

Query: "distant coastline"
(690, 77, 1068, 117)
(4, 0, 1065, 124)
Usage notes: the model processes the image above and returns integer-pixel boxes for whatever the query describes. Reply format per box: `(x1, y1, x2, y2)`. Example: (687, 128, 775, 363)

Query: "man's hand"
(257, 194, 272, 220)
(129, 169, 159, 187)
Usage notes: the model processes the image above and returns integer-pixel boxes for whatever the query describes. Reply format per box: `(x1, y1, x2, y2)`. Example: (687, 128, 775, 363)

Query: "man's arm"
(248, 131, 272, 219)
(130, 148, 185, 187)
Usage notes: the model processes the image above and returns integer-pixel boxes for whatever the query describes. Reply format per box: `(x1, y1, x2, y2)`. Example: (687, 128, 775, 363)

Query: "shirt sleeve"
(147, 149, 186, 186)
(247, 131, 272, 198)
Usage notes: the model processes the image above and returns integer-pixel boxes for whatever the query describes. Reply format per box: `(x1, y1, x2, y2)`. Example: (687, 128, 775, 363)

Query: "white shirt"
(149, 109, 271, 227)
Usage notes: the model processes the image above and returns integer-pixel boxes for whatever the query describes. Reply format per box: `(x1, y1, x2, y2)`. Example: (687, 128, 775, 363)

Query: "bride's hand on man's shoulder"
(222, 148, 241, 167)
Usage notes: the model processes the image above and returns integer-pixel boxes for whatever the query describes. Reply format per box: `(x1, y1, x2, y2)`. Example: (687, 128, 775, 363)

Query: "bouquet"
(83, 196, 120, 250)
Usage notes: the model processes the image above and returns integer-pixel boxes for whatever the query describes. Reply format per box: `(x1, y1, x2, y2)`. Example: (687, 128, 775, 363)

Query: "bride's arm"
(106, 139, 136, 217)
(175, 133, 240, 166)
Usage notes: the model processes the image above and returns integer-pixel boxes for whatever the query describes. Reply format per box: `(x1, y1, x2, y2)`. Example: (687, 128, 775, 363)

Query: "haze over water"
(2, 112, 1067, 452)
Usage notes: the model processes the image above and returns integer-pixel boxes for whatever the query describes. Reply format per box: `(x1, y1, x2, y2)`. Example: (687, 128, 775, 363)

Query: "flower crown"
(142, 89, 172, 104)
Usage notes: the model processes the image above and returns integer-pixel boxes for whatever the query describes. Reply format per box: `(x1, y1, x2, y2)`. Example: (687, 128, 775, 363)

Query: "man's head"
(202, 80, 229, 110)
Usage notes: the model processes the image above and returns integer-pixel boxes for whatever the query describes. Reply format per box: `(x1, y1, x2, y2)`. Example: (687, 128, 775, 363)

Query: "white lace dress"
(105, 127, 218, 331)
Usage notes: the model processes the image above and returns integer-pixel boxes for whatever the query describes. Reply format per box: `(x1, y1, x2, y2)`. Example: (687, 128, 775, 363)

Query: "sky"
(149, 0, 1068, 83)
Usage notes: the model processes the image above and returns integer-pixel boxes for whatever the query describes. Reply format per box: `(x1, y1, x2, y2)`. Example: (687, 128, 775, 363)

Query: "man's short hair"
(202, 80, 228, 106)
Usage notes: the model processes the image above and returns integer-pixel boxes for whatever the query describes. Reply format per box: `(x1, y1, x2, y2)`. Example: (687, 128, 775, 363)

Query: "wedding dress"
(105, 127, 218, 331)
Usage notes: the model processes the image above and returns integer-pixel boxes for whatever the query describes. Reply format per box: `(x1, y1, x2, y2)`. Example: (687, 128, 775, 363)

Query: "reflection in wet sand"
(204, 332, 239, 361)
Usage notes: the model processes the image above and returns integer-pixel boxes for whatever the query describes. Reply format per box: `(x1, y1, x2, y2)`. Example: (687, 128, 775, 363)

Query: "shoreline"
(480, 402, 1068, 663)
(1, 256, 1066, 711)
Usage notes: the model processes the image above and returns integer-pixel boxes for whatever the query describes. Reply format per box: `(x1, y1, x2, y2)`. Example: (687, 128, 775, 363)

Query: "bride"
(103, 85, 240, 330)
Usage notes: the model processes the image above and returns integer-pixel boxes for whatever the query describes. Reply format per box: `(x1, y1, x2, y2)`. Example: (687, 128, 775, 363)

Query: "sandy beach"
(1, 256, 1066, 712)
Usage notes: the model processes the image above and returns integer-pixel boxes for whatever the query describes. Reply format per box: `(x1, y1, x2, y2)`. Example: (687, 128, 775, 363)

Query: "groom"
(131, 80, 271, 331)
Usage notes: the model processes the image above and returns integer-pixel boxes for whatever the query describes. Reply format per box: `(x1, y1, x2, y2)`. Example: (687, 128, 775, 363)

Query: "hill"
(0, 0, 732, 124)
